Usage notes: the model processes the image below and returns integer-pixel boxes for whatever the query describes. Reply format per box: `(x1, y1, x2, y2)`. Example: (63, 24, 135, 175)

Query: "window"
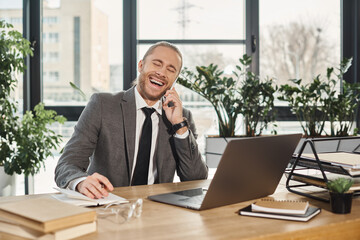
(43, 32, 59, 43)
(36, 0, 124, 194)
(43, 51, 59, 62)
(42, 0, 122, 105)
(0, 0, 23, 106)
(0, 0, 25, 195)
(138, 0, 244, 40)
(137, 0, 246, 152)
(43, 16, 58, 24)
(43, 71, 59, 82)
(259, 0, 341, 134)
(259, 0, 340, 87)
(48, 32, 59, 42)
(10, 17, 22, 25)
(4, 0, 358, 195)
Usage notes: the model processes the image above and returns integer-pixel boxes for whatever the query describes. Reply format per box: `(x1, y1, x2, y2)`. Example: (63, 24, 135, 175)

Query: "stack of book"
(288, 152, 360, 192)
(290, 171, 360, 191)
(302, 152, 360, 176)
(0, 197, 97, 239)
(239, 198, 321, 222)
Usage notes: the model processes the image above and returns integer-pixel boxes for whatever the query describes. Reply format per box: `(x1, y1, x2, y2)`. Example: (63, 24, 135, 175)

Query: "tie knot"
(142, 107, 155, 117)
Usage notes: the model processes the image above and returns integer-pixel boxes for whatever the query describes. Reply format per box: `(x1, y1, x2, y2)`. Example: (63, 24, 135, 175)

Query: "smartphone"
(162, 78, 178, 107)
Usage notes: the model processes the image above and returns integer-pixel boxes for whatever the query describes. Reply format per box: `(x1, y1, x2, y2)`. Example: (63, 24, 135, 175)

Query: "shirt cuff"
(175, 129, 189, 139)
(67, 177, 87, 191)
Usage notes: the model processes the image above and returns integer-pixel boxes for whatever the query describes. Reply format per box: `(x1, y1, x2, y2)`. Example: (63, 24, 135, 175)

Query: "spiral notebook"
(239, 205, 321, 222)
(251, 198, 309, 215)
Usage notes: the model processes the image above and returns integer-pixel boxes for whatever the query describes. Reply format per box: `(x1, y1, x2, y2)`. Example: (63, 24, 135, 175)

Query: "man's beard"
(137, 73, 167, 101)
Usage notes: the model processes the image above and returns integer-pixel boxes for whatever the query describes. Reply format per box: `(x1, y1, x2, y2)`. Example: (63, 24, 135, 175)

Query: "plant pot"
(0, 166, 16, 196)
(205, 136, 244, 168)
(329, 191, 353, 214)
(205, 135, 274, 167)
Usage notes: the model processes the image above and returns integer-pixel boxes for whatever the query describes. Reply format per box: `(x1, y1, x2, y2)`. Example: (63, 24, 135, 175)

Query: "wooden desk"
(1, 180, 360, 239)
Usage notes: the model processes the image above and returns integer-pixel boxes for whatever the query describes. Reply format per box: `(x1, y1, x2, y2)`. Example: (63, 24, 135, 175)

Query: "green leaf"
(326, 178, 353, 193)
(0, 20, 66, 175)
(178, 54, 276, 137)
(69, 82, 87, 100)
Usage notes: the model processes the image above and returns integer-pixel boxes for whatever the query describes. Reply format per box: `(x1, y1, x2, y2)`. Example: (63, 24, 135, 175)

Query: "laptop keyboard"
(175, 188, 204, 197)
(180, 194, 205, 205)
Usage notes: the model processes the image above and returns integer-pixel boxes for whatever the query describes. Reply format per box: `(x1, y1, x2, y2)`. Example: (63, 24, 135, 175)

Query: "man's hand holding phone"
(162, 88, 188, 135)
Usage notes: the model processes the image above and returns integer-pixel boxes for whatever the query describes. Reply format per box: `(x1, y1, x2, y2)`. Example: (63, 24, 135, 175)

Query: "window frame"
(18, 0, 360, 195)
(23, 0, 360, 124)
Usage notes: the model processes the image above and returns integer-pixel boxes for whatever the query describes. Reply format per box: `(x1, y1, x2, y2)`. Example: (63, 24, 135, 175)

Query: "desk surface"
(1, 180, 360, 240)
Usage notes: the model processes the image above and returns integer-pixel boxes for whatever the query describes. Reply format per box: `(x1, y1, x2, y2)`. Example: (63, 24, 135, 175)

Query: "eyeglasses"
(96, 198, 143, 224)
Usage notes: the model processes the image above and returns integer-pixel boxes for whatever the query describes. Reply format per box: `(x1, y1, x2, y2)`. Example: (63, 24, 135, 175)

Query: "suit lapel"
(120, 87, 137, 183)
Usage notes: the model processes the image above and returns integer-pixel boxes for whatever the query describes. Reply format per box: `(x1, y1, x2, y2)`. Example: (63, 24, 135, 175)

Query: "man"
(55, 41, 208, 199)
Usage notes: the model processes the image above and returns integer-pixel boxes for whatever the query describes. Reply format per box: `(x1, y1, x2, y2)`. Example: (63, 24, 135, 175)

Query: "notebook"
(53, 187, 128, 206)
(239, 205, 321, 222)
(302, 152, 360, 169)
(251, 198, 309, 215)
(148, 134, 302, 210)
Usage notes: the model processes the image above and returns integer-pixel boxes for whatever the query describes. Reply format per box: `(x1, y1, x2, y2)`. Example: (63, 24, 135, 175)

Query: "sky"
(0, 0, 21, 9)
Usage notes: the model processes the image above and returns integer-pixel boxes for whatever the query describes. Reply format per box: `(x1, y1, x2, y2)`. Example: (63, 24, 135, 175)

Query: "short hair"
(142, 41, 183, 71)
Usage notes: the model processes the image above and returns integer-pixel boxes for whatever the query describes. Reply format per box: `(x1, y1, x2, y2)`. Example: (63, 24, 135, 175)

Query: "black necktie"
(132, 107, 156, 186)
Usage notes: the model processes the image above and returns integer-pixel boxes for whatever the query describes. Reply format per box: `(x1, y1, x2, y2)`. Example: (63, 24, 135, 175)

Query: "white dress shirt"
(68, 88, 189, 190)
(132, 87, 162, 184)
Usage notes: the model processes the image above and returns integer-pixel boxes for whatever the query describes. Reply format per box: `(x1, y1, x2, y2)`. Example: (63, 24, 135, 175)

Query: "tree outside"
(260, 22, 339, 87)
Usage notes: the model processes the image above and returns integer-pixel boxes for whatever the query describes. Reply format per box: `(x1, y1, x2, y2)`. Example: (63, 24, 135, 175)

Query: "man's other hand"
(76, 172, 114, 199)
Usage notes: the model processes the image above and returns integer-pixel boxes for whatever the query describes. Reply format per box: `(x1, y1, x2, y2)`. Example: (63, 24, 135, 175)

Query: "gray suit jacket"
(55, 87, 208, 188)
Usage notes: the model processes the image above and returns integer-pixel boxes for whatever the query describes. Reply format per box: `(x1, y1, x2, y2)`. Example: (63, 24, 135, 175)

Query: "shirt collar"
(134, 86, 163, 115)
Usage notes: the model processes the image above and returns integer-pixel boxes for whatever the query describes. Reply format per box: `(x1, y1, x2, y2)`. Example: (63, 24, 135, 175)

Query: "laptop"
(148, 134, 302, 210)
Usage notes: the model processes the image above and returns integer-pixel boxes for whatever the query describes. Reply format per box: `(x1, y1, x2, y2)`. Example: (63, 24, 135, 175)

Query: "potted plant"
(178, 54, 276, 137)
(326, 177, 354, 214)
(322, 58, 360, 136)
(177, 54, 276, 166)
(278, 58, 360, 137)
(0, 20, 66, 195)
(278, 77, 327, 137)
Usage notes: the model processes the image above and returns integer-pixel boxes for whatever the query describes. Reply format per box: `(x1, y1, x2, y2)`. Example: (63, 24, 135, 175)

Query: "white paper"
(52, 187, 128, 207)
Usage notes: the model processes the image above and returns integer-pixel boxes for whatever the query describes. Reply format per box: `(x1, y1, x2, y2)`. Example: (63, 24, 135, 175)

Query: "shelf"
(286, 136, 360, 202)
(289, 156, 360, 177)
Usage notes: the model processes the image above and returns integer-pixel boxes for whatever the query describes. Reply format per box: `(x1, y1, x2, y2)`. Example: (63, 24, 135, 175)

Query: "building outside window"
(43, 16, 58, 24)
(37, 0, 123, 194)
(10, 16, 21, 24)
(43, 71, 59, 82)
(43, 51, 59, 62)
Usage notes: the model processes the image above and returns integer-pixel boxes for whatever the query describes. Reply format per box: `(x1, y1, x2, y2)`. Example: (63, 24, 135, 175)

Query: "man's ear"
(138, 60, 144, 72)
